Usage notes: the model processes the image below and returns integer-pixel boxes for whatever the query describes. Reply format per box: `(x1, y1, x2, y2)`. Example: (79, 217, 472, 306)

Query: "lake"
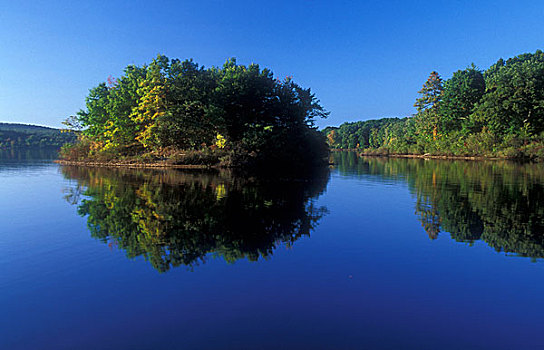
(2, 150, 544, 349)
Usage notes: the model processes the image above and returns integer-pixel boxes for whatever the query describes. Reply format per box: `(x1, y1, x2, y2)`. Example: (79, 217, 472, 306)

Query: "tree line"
(0, 123, 76, 149)
(62, 55, 329, 171)
(324, 50, 544, 160)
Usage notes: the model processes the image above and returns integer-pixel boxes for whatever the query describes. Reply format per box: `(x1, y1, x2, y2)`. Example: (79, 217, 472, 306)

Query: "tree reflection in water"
(333, 152, 544, 260)
(62, 166, 330, 272)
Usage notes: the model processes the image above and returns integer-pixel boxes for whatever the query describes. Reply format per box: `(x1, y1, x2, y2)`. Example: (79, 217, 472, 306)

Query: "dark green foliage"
(439, 64, 485, 133)
(158, 58, 218, 149)
(166, 149, 225, 166)
(474, 50, 544, 135)
(0, 123, 77, 149)
(322, 117, 417, 153)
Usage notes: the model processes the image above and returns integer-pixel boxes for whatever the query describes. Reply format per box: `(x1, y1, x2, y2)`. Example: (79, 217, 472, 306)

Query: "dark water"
(3, 151, 544, 349)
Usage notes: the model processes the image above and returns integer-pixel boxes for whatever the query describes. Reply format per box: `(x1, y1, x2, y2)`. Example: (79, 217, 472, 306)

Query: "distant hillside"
(0, 123, 77, 149)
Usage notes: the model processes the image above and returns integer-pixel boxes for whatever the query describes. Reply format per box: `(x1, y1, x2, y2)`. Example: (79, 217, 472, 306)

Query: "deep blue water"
(2, 151, 544, 349)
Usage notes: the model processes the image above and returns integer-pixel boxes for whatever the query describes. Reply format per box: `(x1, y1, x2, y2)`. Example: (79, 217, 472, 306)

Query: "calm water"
(2, 151, 544, 349)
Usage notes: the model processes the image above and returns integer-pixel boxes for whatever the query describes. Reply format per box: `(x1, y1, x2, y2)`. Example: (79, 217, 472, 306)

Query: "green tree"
(414, 71, 444, 142)
(159, 58, 218, 149)
(473, 50, 544, 136)
(439, 64, 485, 133)
(129, 55, 169, 149)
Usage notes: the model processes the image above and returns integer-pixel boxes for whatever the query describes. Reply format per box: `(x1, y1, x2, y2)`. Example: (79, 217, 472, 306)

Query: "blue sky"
(0, 0, 543, 128)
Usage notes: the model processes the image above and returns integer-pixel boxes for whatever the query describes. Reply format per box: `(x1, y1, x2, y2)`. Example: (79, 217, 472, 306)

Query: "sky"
(0, 0, 543, 129)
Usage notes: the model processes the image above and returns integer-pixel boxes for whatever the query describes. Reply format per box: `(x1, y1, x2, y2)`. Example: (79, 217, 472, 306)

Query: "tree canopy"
(63, 55, 329, 171)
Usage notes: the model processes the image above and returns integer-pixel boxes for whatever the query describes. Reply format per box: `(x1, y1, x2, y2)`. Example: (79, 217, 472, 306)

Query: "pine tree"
(414, 71, 444, 141)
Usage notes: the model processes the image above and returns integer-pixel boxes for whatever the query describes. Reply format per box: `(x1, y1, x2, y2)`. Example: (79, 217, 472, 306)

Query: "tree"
(129, 55, 169, 149)
(159, 58, 218, 148)
(472, 50, 544, 136)
(324, 128, 337, 147)
(414, 71, 444, 141)
(439, 64, 485, 133)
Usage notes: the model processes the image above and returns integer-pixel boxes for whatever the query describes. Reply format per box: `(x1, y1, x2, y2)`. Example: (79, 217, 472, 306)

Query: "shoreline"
(54, 159, 220, 169)
(56, 152, 517, 170)
(330, 149, 532, 162)
(358, 153, 507, 161)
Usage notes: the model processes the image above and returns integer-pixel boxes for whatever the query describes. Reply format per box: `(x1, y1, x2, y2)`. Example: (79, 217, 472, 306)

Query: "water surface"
(2, 151, 544, 349)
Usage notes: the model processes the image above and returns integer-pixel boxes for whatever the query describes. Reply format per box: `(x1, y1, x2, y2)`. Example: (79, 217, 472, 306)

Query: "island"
(58, 55, 329, 172)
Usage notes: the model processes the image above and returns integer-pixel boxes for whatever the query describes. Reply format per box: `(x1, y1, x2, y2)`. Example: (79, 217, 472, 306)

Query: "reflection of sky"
(2, 159, 544, 349)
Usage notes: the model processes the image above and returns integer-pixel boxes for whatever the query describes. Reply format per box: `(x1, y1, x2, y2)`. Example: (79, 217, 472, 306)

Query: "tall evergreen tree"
(414, 71, 444, 141)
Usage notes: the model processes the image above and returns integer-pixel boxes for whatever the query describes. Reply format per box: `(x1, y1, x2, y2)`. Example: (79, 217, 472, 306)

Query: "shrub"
(59, 137, 91, 161)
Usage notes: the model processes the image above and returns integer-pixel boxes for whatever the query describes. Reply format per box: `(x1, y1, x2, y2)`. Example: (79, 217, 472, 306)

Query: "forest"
(61, 55, 329, 171)
(324, 50, 544, 160)
(0, 123, 76, 149)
